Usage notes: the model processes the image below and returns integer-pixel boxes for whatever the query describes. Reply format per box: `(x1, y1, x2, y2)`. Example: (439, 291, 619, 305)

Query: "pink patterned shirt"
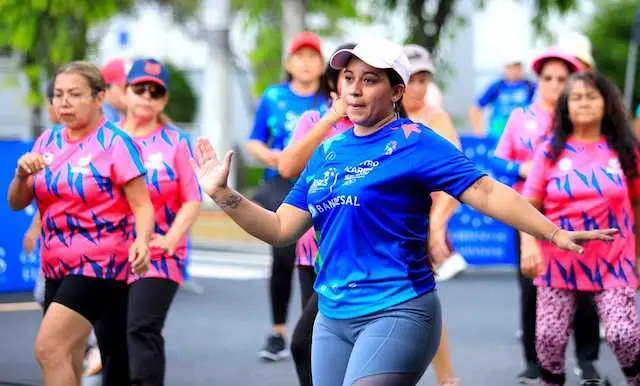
(33, 119, 145, 281)
(523, 137, 639, 290)
(290, 111, 352, 266)
(126, 123, 202, 284)
(495, 103, 552, 193)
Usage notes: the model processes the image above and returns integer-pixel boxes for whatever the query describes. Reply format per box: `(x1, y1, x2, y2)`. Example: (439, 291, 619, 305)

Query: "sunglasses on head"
(130, 82, 167, 99)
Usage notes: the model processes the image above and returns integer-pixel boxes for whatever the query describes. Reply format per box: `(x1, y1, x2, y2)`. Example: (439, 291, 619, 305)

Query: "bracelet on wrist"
(548, 228, 561, 244)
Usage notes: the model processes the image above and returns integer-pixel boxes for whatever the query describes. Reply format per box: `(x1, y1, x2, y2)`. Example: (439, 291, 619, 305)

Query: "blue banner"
(0, 140, 39, 293)
(448, 136, 519, 266)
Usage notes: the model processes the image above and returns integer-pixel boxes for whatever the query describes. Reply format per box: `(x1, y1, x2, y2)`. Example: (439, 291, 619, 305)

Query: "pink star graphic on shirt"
(392, 123, 422, 139)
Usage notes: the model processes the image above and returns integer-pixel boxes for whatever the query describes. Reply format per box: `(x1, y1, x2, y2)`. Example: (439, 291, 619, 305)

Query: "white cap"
(403, 44, 436, 75)
(558, 32, 595, 68)
(330, 38, 411, 85)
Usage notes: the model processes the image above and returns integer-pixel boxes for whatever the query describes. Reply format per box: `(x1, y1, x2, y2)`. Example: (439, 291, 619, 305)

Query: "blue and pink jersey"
(125, 123, 202, 284)
(522, 137, 640, 291)
(289, 111, 352, 267)
(32, 119, 145, 281)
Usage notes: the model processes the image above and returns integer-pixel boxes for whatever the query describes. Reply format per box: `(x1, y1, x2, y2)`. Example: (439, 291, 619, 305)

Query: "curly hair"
(550, 71, 639, 180)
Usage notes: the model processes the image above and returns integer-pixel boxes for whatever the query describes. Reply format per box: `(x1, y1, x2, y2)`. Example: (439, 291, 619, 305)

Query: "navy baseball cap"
(127, 58, 169, 88)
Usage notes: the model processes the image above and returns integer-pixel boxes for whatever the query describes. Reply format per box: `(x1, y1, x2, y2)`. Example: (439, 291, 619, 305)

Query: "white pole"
(623, 41, 638, 110)
(201, 0, 235, 198)
(282, 0, 306, 63)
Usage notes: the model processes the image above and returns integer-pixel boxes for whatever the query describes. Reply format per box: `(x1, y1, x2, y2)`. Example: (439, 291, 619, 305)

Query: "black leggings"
(291, 266, 318, 386)
(516, 236, 600, 366)
(45, 276, 130, 386)
(127, 278, 178, 386)
(270, 245, 297, 325)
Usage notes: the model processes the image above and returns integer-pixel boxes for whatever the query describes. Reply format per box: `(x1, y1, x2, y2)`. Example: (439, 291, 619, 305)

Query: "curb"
(191, 240, 270, 255)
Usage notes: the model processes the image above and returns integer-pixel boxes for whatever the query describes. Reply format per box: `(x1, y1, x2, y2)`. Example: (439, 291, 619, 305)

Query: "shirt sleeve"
(413, 127, 487, 198)
(175, 136, 203, 202)
(490, 109, 524, 179)
(284, 147, 323, 212)
(494, 108, 522, 160)
(291, 110, 321, 143)
(527, 81, 537, 103)
(522, 142, 552, 202)
(635, 104, 640, 118)
(110, 133, 146, 186)
(283, 166, 311, 212)
(248, 92, 271, 143)
(476, 80, 501, 108)
(31, 129, 50, 153)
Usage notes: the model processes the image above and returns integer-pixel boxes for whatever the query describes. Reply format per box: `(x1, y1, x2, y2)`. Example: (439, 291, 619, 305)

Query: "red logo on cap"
(144, 62, 162, 75)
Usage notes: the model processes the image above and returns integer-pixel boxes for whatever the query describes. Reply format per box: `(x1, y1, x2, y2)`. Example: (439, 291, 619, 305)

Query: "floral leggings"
(536, 286, 640, 385)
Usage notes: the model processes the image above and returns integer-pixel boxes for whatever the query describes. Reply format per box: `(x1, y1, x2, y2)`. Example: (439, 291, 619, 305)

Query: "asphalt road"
(0, 249, 633, 386)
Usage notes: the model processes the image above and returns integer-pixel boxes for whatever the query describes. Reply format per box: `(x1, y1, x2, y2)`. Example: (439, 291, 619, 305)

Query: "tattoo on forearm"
(216, 193, 242, 209)
(469, 177, 493, 195)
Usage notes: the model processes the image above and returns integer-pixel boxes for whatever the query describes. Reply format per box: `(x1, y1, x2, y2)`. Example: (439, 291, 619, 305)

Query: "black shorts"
(44, 275, 128, 325)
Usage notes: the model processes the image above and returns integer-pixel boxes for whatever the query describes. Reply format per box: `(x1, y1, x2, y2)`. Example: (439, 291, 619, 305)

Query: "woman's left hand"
(551, 228, 618, 253)
(129, 238, 150, 275)
(149, 233, 177, 256)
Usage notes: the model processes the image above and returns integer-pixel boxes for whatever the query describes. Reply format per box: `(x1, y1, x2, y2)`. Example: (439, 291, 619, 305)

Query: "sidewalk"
(190, 209, 270, 254)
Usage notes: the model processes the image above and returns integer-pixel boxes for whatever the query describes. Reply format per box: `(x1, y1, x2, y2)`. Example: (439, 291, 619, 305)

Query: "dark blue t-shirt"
(249, 83, 328, 180)
(284, 118, 487, 319)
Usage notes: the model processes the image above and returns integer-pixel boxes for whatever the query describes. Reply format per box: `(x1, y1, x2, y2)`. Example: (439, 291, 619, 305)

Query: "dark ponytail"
(384, 68, 408, 118)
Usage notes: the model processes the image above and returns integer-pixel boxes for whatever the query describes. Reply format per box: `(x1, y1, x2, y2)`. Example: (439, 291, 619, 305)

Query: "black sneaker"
(576, 362, 609, 385)
(517, 363, 540, 384)
(258, 334, 289, 361)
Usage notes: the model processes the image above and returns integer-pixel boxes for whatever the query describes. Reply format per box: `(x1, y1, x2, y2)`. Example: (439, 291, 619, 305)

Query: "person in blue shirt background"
(193, 38, 616, 386)
(469, 58, 536, 142)
(244, 30, 329, 361)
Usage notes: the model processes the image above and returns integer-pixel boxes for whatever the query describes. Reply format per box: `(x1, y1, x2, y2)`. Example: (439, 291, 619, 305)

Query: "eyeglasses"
(52, 93, 93, 105)
(130, 83, 167, 99)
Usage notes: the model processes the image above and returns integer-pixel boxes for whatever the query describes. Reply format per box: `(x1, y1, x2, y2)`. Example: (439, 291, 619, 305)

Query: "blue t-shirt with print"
(249, 83, 328, 180)
(477, 79, 536, 140)
(284, 118, 487, 319)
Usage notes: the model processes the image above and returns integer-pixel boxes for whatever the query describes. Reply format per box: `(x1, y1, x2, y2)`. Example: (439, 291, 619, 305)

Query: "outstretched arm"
(211, 187, 311, 247)
(193, 138, 312, 247)
(459, 177, 616, 252)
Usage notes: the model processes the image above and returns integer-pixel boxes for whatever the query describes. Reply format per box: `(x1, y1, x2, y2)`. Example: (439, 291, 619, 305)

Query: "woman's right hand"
(192, 138, 234, 197)
(520, 240, 545, 278)
(16, 152, 46, 180)
(328, 92, 348, 120)
(23, 229, 39, 253)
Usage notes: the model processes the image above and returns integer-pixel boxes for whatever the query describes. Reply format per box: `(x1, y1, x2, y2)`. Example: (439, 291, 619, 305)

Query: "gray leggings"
(312, 291, 442, 386)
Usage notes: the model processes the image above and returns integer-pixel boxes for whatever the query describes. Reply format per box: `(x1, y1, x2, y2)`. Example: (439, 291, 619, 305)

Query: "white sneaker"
(435, 253, 468, 282)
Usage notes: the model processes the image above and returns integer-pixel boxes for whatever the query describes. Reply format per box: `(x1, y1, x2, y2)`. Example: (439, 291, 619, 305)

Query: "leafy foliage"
(0, 0, 201, 135)
(585, 0, 640, 111)
(164, 61, 197, 123)
(231, 0, 361, 95)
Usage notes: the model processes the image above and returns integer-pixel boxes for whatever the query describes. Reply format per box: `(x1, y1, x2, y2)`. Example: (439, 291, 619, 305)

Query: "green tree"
(231, 0, 362, 95)
(379, 0, 579, 53)
(585, 0, 639, 111)
(164, 62, 197, 124)
(235, 0, 581, 97)
(0, 0, 200, 137)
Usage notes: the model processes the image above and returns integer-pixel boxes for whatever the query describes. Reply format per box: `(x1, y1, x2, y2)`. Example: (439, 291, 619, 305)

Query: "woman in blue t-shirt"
(194, 39, 616, 386)
(245, 31, 329, 360)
